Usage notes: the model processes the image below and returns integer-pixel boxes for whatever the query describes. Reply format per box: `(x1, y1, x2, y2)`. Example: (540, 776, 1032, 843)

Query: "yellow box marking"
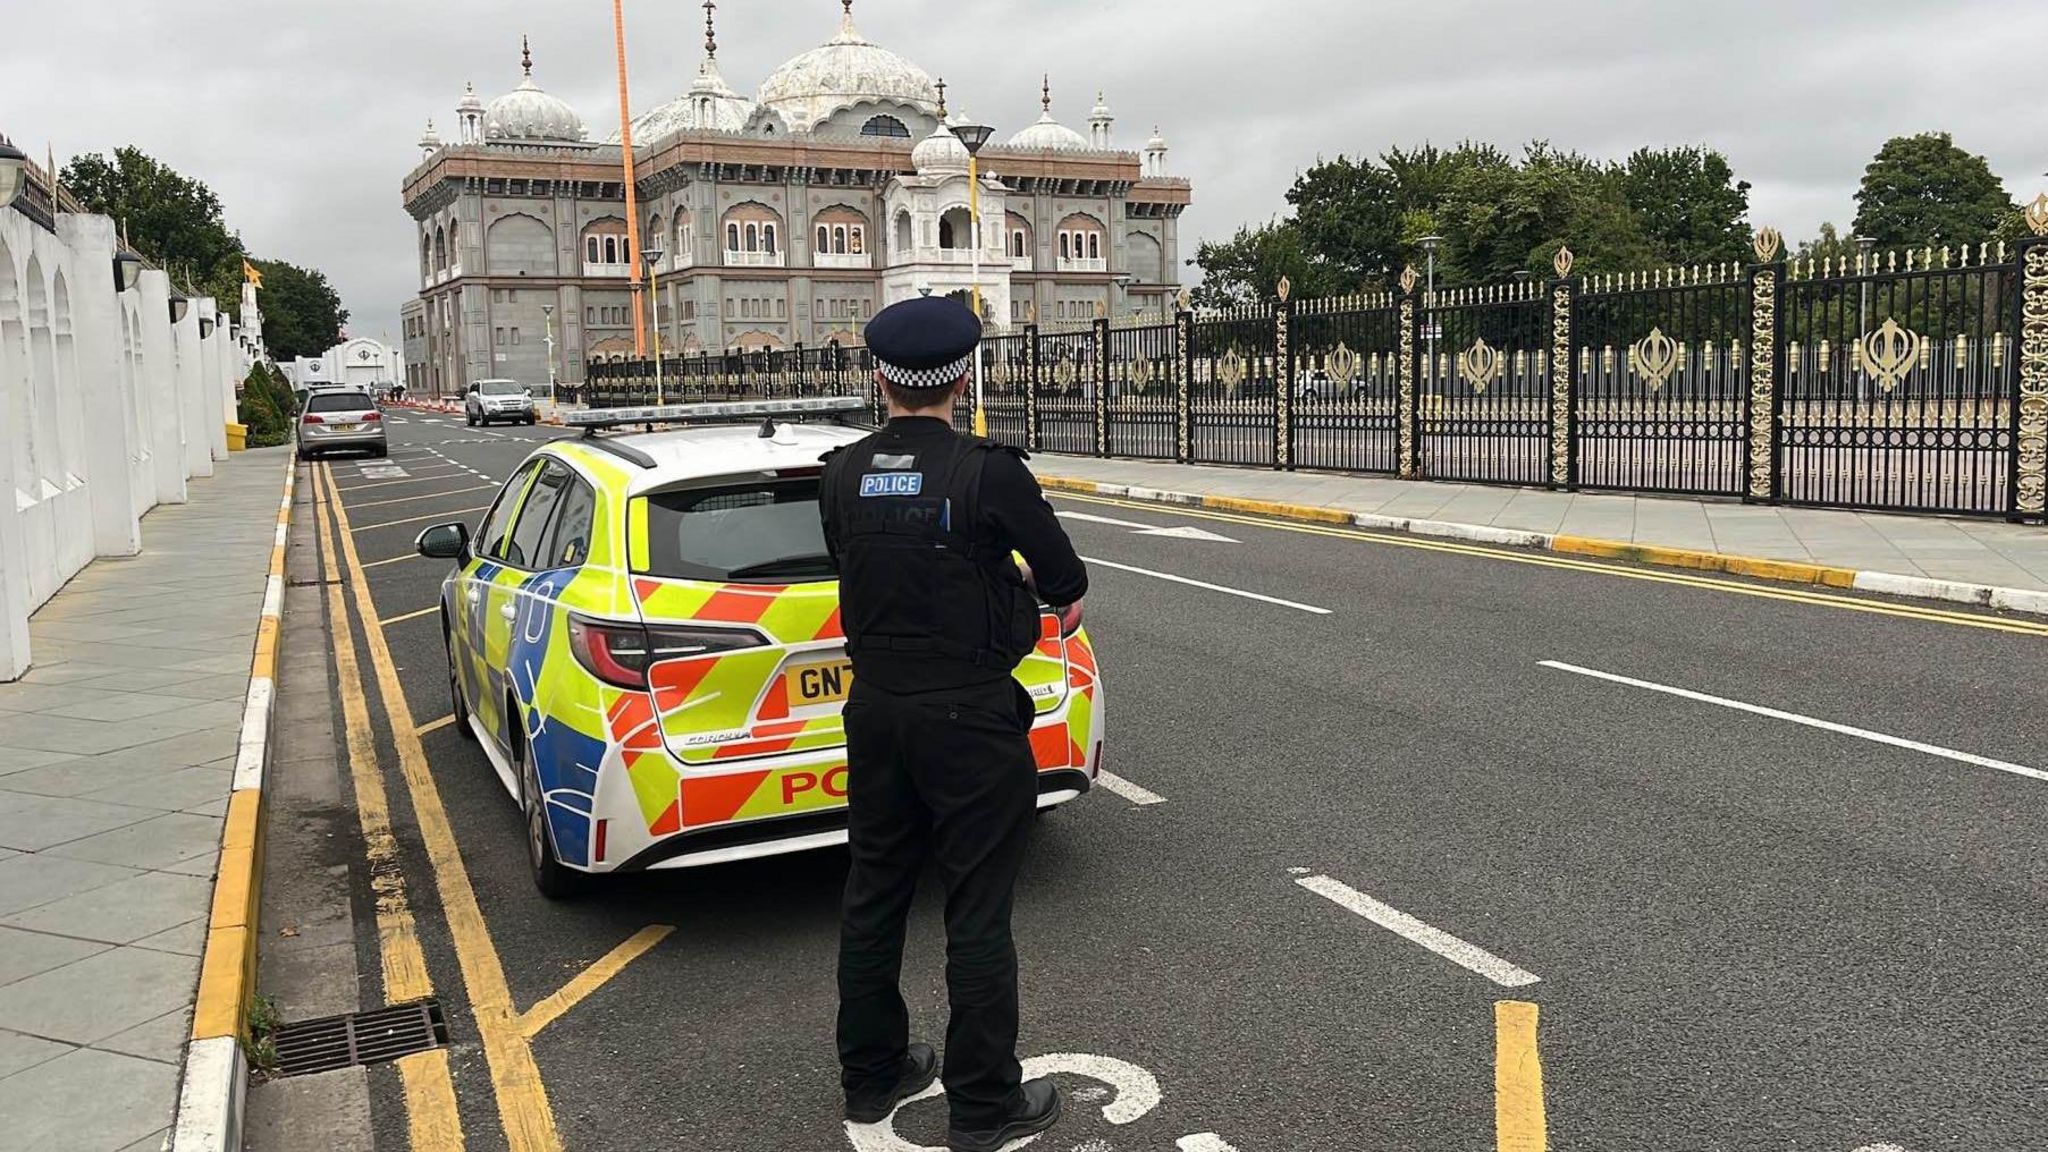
(518, 925, 675, 1039)
(1495, 1000, 1547, 1152)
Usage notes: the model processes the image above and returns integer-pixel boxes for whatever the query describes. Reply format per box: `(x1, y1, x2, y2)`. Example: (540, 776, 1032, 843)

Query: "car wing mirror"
(415, 522, 470, 561)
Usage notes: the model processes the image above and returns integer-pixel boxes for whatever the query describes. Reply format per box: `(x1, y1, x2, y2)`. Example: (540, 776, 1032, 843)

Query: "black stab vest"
(823, 431, 1039, 690)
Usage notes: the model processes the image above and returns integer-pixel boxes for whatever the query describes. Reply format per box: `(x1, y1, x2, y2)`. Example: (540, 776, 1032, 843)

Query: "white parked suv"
(466, 379, 536, 426)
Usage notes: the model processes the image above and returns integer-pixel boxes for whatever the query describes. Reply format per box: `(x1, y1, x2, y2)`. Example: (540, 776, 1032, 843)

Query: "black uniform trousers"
(836, 674, 1038, 1128)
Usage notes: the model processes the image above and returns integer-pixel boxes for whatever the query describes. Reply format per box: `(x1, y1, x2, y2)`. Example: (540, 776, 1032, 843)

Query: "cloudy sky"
(6, 0, 2044, 341)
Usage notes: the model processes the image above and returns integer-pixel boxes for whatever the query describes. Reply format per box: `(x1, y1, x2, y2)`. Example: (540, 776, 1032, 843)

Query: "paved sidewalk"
(1032, 455, 2048, 593)
(0, 447, 288, 1152)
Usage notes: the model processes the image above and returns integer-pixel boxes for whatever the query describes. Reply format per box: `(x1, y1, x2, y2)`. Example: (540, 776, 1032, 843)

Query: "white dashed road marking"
(1081, 556, 1330, 615)
(1295, 872, 1541, 988)
(1095, 771, 1166, 806)
(1540, 660, 2048, 785)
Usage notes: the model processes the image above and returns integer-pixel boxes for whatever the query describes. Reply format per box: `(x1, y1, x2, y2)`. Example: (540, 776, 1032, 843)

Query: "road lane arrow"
(1135, 525, 1238, 542)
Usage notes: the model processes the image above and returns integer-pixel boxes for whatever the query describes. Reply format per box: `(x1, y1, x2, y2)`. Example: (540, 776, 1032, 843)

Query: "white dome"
(1145, 126, 1168, 151)
(457, 82, 485, 115)
(1008, 112, 1089, 151)
(485, 44, 587, 145)
(911, 121, 969, 174)
(610, 60, 755, 144)
(757, 7, 939, 133)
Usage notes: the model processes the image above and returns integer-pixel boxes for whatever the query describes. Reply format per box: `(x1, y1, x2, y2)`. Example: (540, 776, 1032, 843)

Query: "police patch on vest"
(859, 472, 925, 497)
(871, 453, 918, 470)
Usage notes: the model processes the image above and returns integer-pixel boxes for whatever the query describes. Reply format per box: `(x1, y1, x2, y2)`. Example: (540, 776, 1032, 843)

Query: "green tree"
(1617, 146, 1752, 267)
(237, 365, 290, 448)
(253, 259, 349, 363)
(1283, 155, 1405, 290)
(1852, 132, 2012, 248)
(61, 147, 245, 303)
(1187, 220, 1348, 308)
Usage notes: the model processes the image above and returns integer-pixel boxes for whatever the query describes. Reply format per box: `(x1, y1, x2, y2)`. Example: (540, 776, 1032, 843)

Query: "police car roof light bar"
(564, 396, 868, 432)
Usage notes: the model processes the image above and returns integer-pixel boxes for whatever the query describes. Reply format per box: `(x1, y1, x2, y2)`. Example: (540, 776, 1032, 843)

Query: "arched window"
(435, 225, 448, 270)
(1087, 232, 1101, 260)
(1059, 232, 1071, 260)
(833, 226, 848, 255)
(727, 222, 741, 251)
(895, 212, 912, 254)
(1012, 230, 1027, 258)
(817, 225, 830, 254)
(601, 235, 617, 264)
(745, 223, 759, 252)
(850, 228, 864, 255)
(763, 224, 777, 255)
(860, 115, 910, 138)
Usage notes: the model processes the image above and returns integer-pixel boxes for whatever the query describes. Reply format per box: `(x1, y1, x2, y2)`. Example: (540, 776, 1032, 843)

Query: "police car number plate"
(334, 423, 361, 433)
(790, 659, 853, 706)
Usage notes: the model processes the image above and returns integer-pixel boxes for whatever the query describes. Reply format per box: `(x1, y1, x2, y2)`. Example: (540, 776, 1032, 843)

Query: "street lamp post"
(0, 140, 27, 210)
(642, 245, 666, 405)
(952, 119, 995, 436)
(1855, 235, 1876, 405)
(541, 304, 558, 402)
(1419, 235, 1443, 379)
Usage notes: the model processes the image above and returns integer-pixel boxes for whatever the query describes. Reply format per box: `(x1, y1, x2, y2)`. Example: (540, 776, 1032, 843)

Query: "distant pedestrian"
(821, 296, 1086, 1151)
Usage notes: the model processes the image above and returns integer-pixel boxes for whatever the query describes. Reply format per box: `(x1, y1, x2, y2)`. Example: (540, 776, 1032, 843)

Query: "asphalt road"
(299, 410, 2048, 1152)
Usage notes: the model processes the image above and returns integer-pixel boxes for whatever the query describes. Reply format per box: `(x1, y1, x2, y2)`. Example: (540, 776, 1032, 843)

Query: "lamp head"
(952, 122, 994, 156)
(0, 140, 26, 209)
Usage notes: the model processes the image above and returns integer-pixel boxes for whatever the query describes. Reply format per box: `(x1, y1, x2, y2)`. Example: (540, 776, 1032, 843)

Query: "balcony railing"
(724, 250, 787, 268)
(1057, 257, 1108, 274)
(583, 261, 632, 278)
(815, 252, 873, 270)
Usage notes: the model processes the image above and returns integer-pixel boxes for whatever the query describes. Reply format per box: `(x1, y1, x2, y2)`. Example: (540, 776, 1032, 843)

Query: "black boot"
(947, 1078, 1062, 1152)
(844, 1042, 939, 1123)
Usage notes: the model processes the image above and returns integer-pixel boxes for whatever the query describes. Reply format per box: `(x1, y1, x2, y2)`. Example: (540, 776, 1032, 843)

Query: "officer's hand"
(1053, 599, 1084, 636)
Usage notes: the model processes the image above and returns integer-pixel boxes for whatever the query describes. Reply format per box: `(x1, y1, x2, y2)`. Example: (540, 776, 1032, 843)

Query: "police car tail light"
(302, 413, 324, 424)
(363, 411, 381, 422)
(568, 615, 765, 689)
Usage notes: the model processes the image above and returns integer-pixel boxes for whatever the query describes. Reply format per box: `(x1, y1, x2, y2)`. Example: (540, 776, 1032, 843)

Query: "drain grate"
(268, 1000, 449, 1078)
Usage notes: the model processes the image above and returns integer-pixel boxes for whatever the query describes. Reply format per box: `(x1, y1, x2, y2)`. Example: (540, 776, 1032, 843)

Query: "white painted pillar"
(173, 301, 213, 479)
(137, 270, 187, 505)
(198, 298, 229, 461)
(0, 216, 30, 681)
(56, 214, 143, 559)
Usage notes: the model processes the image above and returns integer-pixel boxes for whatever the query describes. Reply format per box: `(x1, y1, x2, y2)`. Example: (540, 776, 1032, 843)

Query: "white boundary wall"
(0, 205, 245, 680)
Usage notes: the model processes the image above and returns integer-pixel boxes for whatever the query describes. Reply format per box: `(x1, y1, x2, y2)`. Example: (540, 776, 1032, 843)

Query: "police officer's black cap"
(863, 297, 983, 390)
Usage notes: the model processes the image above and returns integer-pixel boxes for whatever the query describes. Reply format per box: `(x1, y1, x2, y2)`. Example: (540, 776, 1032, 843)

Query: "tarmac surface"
(294, 411, 2048, 1152)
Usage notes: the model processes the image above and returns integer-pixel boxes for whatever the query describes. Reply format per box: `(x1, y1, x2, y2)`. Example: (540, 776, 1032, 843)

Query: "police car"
(413, 397, 1105, 896)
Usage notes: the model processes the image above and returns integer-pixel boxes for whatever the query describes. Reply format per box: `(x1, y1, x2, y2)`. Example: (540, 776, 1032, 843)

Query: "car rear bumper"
(299, 428, 387, 450)
(613, 767, 1092, 873)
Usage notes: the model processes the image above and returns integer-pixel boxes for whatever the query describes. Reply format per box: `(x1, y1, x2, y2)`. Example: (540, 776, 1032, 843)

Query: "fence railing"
(586, 222, 2048, 521)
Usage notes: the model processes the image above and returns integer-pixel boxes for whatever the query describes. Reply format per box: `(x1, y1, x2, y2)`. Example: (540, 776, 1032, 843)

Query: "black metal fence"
(585, 226, 2048, 521)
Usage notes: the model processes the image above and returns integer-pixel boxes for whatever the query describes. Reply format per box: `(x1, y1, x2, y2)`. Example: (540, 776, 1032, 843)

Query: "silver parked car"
(465, 379, 536, 427)
(296, 389, 387, 459)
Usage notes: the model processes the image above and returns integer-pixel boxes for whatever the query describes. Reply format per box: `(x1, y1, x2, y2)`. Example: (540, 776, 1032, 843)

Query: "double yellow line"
(316, 463, 560, 1152)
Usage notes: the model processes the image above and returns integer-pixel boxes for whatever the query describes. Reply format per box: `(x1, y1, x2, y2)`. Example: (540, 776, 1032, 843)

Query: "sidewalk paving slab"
(1030, 454, 2048, 593)
(0, 447, 287, 1152)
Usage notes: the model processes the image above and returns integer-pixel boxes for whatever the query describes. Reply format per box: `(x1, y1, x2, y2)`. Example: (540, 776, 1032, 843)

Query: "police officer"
(821, 297, 1087, 1151)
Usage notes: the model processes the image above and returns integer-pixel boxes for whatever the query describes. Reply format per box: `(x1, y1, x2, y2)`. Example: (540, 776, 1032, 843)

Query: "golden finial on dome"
(1042, 75, 1052, 114)
(935, 77, 948, 118)
(520, 34, 532, 77)
(703, 0, 717, 58)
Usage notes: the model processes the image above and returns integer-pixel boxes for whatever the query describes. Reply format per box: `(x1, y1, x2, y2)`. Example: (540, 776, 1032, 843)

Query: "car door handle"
(499, 605, 517, 621)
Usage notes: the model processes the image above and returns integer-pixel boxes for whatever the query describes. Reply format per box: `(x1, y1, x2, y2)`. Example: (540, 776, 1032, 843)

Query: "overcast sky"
(6, 0, 2045, 342)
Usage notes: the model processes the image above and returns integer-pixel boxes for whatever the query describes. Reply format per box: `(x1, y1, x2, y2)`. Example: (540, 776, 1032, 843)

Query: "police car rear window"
(636, 478, 834, 583)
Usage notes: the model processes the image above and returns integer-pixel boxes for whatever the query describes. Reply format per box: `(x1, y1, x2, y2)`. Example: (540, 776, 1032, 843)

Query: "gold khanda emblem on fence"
(2025, 193, 2048, 238)
(1129, 356, 1156, 393)
(1457, 336, 1503, 393)
(1326, 341, 1361, 385)
(1218, 345, 1247, 391)
(1853, 319, 1923, 393)
(1177, 286, 1192, 311)
(1399, 264, 1420, 295)
(1276, 276, 1292, 303)
(1553, 246, 1574, 279)
(1754, 226, 1783, 263)
(1053, 353, 1079, 393)
(1626, 327, 1681, 392)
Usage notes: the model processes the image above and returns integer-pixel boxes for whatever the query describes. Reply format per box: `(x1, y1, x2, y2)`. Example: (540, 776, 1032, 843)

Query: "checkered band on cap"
(877, 351, 975, 391)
